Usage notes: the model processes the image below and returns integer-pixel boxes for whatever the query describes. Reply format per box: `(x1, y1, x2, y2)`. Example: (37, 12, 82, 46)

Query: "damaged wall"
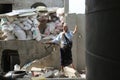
(0, 41, 60, 72)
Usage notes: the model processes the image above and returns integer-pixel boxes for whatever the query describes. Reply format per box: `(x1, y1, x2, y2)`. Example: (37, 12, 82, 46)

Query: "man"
(45, 23, 77, 71)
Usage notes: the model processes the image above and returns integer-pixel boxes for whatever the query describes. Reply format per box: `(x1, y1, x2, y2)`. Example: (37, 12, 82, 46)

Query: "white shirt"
(52, 31, 73, 47)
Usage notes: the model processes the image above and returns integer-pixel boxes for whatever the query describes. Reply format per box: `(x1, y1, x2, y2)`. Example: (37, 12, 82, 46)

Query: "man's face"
(63, 26, 68, 32)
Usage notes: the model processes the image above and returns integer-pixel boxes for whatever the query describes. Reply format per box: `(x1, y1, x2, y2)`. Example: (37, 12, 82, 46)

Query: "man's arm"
(45, 33, 61, 44)
(73, 25, 78, 35)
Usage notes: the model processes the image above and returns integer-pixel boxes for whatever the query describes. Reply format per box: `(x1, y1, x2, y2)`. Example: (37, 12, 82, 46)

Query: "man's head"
(63, 23, 68, 32)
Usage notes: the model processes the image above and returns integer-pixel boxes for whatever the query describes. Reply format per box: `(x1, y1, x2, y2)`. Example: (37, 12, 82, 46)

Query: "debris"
(44, 70, 53, 78)
(63, 66, 77, 78)
(14, 64, 21, 71)
(80, 73, 86, 79)
(31, 67, 42, 72)
(53, 70, 59, 77)
(4, 71, 26, 79)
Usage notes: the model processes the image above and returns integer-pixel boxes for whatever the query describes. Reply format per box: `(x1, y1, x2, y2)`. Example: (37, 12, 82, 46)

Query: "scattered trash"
(63, 66, 77, 78)
(80, 73, 86, 79)
(14, 64, 20, 71)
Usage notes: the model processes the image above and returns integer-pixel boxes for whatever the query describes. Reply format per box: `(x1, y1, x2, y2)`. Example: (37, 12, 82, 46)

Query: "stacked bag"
(0, 9, 41, 41)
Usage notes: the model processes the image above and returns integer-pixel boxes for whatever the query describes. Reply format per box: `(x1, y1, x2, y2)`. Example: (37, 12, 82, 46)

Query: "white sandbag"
(23, 21, 32, 30)
(1, 25, 9, 32)
(56, 8, 64, 17)
(14, 64, 20, 71)
(36, 35, 41, 41)
(2, 32, 7, 37)
(12, 21, 20, 25)
(31, 67, 42, 71)
(13, 24, 22, 30)
(31, 27, 41, 41)
(27, 19, 33, 25)
(14, 30, 26, 40)
(17, 23, 24, 30)
(44, 26, 50, 35)
(14, 25, 26, 40)
(2, 24, 14, 40)
(2, 24, 14, 32)
(26, 30, 33, 40)
(8, 24, 14, 31)
(59, 16, 64, 22)
(29, 15, 39, 27)
(18, 12, 37, 17)
(31, 27, 36, 39)
(55, 20, 62, 28)
(35, 28, 41, 41)
(19, 17, 28, 22)
(63, 66, 77, 78)
(43, 71, 53, 78)
(6, 33, 15, 40)
(32, 19, 40, 27)
(29, 14, 37, 19)
(7, 16, 15, 23)
(46, 22, 56, 34)
(3, 31, 15, 40)
(53, 21, 63, 34)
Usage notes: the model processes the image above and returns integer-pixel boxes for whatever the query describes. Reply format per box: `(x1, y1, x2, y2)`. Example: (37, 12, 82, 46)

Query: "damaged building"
(0, 0, 86, 79)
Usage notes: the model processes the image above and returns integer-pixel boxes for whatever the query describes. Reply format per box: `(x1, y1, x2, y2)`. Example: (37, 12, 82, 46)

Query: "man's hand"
(73, 25, 78, 34)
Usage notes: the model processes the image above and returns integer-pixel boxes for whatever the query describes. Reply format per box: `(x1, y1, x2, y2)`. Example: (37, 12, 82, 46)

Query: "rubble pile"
(2, 57, 86, 80)
(15, 61, 85, 79)
(7, 66, 84, 79)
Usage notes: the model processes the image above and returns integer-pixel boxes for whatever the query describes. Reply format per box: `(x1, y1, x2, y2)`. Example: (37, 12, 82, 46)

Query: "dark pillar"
(86, 0, 120, 80)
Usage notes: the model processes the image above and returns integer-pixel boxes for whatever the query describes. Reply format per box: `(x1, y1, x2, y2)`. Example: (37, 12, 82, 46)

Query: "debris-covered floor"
(2, 65, 86, 80)
(6, 67, 85, 80)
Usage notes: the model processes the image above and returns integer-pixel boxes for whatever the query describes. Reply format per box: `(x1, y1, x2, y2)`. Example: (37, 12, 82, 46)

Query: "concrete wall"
(0, 41, 60, 72)
(66, 14, 86, 71)
(0, 0, 64, 9)
(13, 0, 64, 9)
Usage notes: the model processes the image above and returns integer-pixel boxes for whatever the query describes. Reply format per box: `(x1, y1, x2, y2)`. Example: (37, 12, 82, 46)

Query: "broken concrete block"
(43, 70, 53, 78)
(31, 67, 42, 72)
(63, 66, 77, 78)
(53, 70, 59, 77)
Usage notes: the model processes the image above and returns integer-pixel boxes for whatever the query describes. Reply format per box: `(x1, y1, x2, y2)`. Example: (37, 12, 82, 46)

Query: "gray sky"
(69, 0, 85, 14)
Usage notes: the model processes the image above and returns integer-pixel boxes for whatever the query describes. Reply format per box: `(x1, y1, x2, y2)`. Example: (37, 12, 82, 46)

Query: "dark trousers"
(60, 46, 72, 67)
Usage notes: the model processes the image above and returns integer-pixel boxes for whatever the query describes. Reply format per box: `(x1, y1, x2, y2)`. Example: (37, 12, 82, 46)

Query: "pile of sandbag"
(0, 7, 65, 41)
(1, 9, 41, 41)
(43, 7, 64, 36)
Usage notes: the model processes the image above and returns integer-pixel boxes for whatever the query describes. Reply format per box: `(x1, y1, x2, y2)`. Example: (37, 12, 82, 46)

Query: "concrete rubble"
(2, 61, 86, 80)
(14, 66, 85, 80)
(0, 54, 86, 80)
(9, 60, 85, 80)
